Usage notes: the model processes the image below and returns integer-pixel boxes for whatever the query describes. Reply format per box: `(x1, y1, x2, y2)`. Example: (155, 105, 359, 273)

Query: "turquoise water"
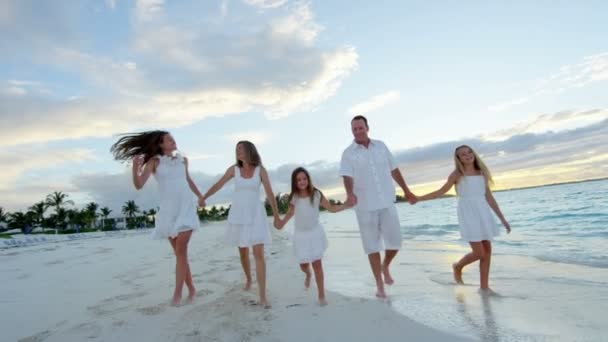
(314, 179, 608, 341)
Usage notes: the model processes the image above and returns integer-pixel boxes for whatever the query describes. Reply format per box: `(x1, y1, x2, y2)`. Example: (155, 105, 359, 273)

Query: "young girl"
(274, 167, 349, 306)
(111, 131, 205, 306)
(417, 145, 510, 293)
(201, 141, 279, 308)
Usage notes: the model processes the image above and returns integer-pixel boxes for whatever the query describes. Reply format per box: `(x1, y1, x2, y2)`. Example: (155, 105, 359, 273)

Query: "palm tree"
(100, 207, 112, 229)
(28, 201, 47, 233)
(147, 208, 157, 226)
(122, 200, 139, 228)
(85, 202, 99, 229)
(0, 207, 8, 231)
(8, 211, 33, 232)
(45, 191, 74, 227)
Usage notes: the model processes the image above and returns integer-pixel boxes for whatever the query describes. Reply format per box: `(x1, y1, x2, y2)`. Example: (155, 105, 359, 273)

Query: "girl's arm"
(183, 157, 205, 207)
(485, 186, 511, 233)
(202, 166, 235, 202)
(260, 166, 280, 220)
(132, 155, 158, 190)
(417, 171, 459, 201)
(275, 205, 295, 230)
(319, 193, 349, 213)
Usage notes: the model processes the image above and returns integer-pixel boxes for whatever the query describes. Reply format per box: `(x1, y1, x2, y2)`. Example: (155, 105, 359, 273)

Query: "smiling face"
(351, 118, 369, 144)
(159, 133, 177, 155)
(456, 146, 475, 166)
(295, 171, 309, 191)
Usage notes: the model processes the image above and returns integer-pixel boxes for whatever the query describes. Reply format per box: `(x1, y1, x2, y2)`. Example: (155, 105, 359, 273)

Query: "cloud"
(0, 146, 95, 191)
(348, 91, 401, 115)
(0, 2, 358, 146)
(489, 52, 608, 112)
(243, 0, 287, 9)
(224, 131, 272, 145)
(105, 0, 117, 10)
(4, 109, 604, 212)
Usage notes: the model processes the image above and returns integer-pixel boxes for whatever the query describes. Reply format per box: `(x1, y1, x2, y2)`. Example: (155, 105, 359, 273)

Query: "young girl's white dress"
(152, 154, 200, 239)
(226, 166, 271, 247)
(291, 191, 328, 263)
(456, 175, 500, 242)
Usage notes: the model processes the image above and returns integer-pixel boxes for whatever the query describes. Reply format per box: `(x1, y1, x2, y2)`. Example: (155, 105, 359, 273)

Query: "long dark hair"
(110, 130, 169, 164)
(288, 167, 321, 206)
(235, 140, 262, 167)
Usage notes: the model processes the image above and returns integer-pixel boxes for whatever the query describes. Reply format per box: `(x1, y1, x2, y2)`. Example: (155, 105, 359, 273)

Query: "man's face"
(351, 119, 369, 143)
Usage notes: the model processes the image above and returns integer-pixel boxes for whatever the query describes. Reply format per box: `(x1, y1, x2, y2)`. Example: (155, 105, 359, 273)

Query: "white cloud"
(270, 2, 321, 45)
(224, 131, 272, 145)
(483, 109, 608, 141)
(348, 91, 401, 115)
(3, 86, 26, 96)
(0, 147, 95, 190)
(243, 0, 287, 9)
(136, 0, 164, 21)
(105, 0, 117, 10)
(489, 52, 608, 112)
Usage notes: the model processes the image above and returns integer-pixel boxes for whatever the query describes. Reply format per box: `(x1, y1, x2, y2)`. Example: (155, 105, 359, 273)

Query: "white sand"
(0, 222, 472, 342)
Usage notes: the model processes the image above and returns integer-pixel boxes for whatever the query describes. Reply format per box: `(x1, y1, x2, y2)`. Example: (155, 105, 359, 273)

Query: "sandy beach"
(1, 221, 472, 342)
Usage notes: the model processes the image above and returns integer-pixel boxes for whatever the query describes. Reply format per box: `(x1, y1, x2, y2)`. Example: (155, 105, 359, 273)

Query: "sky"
(1, 0, 607, 214)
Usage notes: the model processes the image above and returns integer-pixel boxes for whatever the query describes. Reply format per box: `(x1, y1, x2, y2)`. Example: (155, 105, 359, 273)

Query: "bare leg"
(171, 230, 193, 306)
(368, 252, 386, 298)
(252, 244, 269, 308)
(382, 249, 398, 285)
(299, 263, 312, 288)
(480, 240, 492, 290)
(169, 237, 195, 301)
(238, 247, 252, 290)
(453, 242, 486, 286)
(311, 259, 326, 306)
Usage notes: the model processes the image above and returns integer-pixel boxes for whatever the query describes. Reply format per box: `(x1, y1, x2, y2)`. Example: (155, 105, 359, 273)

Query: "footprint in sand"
(137, 303, 167, 316)
(17, 273, 30, 280)
(70, 322, 102, 339)
(44, 260, 64, 266)
(195, 289, 214, 297)
(18, 330, 52, 342)
(88, 291, 148, 316)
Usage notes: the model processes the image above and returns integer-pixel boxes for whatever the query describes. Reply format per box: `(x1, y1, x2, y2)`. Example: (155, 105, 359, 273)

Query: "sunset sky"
(1, 0, 607, 213)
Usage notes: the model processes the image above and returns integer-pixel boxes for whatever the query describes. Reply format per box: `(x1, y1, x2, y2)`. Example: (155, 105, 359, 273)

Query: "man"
(339, 115, 416, 298)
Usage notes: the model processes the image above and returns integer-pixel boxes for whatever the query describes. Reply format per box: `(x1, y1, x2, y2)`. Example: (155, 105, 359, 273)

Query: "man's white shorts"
(355, 205, 402, 254)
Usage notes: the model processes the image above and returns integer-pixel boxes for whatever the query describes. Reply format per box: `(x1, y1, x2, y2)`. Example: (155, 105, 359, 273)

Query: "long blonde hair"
(454, 145, 494, 186)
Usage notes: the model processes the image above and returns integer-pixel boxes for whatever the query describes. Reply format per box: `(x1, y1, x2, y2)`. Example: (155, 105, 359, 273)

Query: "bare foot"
(375, 290, 387, 299)
(319, 298, 328, 306)
(260, 300, 271, 309)
(382, 266, 394, 285)
(170, 296, 182, 307)
(452, 263, 464, 284)
(243, 279, 252, 291)
(185, 288, 196, 304)
(304, 271, 312, 289)
(478, 288, 498, 296)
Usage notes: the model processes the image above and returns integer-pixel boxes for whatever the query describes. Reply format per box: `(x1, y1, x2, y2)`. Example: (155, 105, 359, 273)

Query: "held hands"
(405, 191, 418, 205)
(273, 216, 283, 230)
(197, 196, 206, 208)
(345, 193, 357, 207)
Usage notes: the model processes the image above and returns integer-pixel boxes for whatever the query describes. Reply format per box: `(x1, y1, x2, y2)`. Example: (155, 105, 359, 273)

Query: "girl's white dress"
(456, 175, 500, 242)
(291, 191, 328, 263)
(152, 154, 200, 239)
(226, 166, 272, 247)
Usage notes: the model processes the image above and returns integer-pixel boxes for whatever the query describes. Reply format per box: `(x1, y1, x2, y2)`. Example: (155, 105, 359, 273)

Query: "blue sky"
(1, 0, 607, 213)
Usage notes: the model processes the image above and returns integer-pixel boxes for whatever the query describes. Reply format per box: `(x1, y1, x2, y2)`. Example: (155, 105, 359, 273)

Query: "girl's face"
(160, 134, 177, 153)
(236, 143, 246, 162)
(457, 147, 475, 165)
(296, 172, 309, 191)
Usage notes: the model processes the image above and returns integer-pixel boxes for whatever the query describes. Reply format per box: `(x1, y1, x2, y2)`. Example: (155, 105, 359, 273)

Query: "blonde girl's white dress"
(225, 166, 272, 247)
(456, 175, 501, 242)
(151, 154, 200, 240)
(291, 191, 328, 264)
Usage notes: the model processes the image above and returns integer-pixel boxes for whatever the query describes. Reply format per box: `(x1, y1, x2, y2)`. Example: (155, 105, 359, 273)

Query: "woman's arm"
(417, 171, 459, 201)
(132, 156, 158, 190)
(183, 157, 205, 206)
(485, 186, 511, 233)
(202, 166, 235, 201)
(260, 166, 279, 219)
(275, 205, 295, 230)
